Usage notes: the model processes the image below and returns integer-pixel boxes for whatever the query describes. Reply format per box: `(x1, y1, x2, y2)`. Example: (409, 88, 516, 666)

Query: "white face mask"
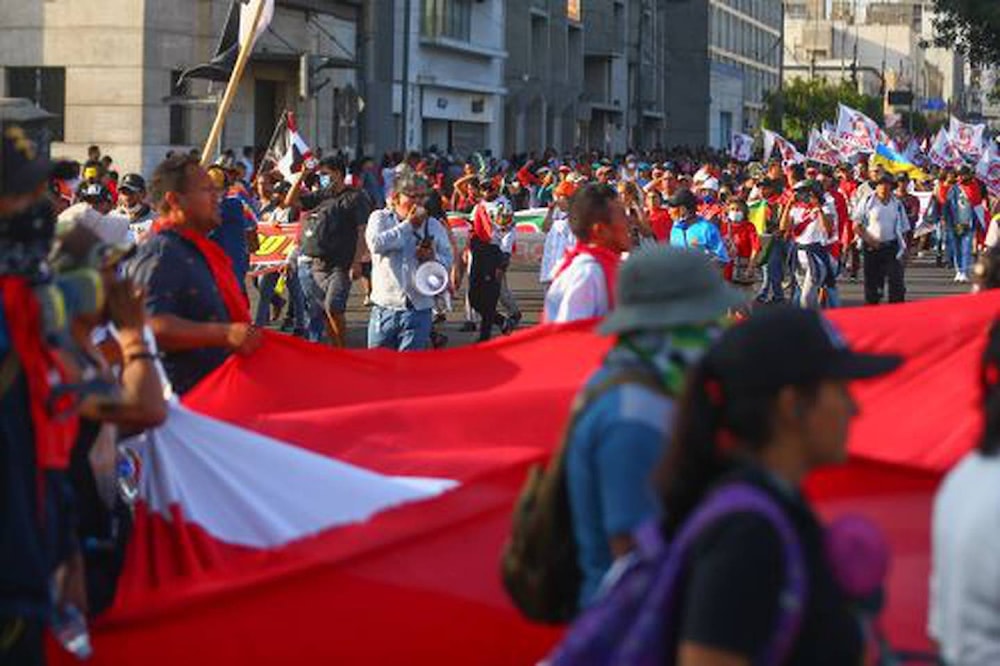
(727, 211, 744, 222)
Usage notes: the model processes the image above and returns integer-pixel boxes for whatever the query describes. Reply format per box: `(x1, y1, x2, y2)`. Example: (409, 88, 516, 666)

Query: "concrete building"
(0, 0, 363, 176)
(783, 0, 964, 114)
(378, 0, 506, 158)
(502, 0, 585, 156)
(705, 0, 783, 149)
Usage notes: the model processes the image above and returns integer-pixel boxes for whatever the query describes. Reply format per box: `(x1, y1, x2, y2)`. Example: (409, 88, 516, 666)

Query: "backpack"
(547, 482, 808, 666)
(500, 369, 667, 624)
(299, 190, 365, 260)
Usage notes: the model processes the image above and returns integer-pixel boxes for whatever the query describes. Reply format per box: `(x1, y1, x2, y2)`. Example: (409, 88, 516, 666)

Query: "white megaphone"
(413, 261, 449, 297)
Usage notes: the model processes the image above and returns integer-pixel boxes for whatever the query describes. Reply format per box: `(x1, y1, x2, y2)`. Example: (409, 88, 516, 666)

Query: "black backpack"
(299, 190, 367, 260)
(500, 369, 666, 624)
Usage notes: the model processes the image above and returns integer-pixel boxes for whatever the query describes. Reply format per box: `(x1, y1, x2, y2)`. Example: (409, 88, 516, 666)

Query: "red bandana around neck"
(1, 276, 78, 470)
(552, 243, 621, 307)
(155, 221, 250, 323)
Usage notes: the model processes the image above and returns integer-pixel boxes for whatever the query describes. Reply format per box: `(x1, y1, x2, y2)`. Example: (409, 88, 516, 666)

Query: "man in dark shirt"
(126, 155, 261, 394)
(289, 156, 371, 346)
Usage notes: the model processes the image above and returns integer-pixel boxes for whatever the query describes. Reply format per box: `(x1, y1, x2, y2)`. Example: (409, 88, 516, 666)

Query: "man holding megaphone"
(365, 171, 453, 351)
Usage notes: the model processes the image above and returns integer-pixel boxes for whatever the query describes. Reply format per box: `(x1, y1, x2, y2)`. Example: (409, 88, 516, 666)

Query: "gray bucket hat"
(598, 246, 747, 335)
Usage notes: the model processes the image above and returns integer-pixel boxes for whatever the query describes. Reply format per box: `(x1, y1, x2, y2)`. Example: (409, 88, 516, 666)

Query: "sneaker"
(954, 271, 962, 282)
(957, 272, 970, 283)
(459, 321, 477, 333)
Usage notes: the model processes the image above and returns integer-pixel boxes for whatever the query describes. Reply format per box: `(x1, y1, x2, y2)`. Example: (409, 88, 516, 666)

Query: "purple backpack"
(547, 482, 808, 666)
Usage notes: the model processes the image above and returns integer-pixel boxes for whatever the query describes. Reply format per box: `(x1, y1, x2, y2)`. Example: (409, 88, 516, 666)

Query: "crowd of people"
(32, 138, 1000, 358)
(4, 113, 1000, 665)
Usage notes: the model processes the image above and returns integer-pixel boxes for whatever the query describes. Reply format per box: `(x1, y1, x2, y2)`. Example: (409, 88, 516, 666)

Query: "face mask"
(319, 174, 332, 189)
(701, 193, 715, 204)
(727, 211, 744, 222)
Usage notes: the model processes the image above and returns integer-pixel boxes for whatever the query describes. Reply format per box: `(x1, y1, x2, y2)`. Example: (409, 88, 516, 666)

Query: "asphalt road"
(308, 254, 969, 349)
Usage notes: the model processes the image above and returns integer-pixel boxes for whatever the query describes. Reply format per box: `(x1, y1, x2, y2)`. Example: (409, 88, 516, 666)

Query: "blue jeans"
(367, 304, 432, 351)
(297, 260, 352, 343)
(255, 258, 306, 332)
(756, 237, 786, 302)
(946, 227, 973, 274)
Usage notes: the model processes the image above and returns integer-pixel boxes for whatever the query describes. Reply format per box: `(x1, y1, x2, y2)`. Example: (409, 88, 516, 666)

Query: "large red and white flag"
(52, 293, 1000, 664)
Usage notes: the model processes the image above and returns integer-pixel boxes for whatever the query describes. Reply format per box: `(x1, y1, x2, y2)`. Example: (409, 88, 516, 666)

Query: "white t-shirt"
(930, 451, 1000, 665)
(543, 253, 609, 323)
(540, 211, 577, 283)
(789, 203, 829, 245)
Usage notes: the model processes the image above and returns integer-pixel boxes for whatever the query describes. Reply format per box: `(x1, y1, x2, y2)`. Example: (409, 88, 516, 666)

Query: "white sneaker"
(957, 272, 969, 283)
(954, 271, 962, 282)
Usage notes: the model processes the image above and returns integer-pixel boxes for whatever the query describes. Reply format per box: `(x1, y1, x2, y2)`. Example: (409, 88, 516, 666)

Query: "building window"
(169, 70, 190, 146)
(6, 66, 65, 141)
(720, 111, 732, 148)
(566, 0, 581, 22)
(422, 0, 472, 42)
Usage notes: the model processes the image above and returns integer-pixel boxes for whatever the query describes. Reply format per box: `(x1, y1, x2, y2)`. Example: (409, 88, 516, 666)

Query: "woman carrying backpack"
(657, 306, 900, 665)
(549, 306, 901, 665)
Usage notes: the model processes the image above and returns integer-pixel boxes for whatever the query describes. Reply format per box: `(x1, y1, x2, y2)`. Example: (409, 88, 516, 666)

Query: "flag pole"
(201, 0, 267, 167)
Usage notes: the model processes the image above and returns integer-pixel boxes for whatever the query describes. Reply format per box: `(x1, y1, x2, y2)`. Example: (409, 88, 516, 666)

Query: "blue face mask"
(701, 193, 715, 205)
(319, 174, 332, 189)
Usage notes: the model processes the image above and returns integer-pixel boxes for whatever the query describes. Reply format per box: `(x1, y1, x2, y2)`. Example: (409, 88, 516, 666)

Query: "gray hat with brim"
(598, 246, 747, 336)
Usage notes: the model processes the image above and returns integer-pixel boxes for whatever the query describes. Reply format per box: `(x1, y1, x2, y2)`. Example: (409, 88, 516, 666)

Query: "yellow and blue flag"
(870, 142, 929, 182)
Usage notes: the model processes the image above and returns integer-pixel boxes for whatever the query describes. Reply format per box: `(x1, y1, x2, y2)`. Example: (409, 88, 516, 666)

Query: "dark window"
(169, 70, 190, 146)
(422, 0, 472, 41)
(6, 66, 65, 141)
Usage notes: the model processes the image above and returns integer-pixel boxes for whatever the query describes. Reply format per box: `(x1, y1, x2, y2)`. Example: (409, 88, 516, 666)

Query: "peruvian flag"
(265, 110, 316, 181)
(53, 292, 1000, 664)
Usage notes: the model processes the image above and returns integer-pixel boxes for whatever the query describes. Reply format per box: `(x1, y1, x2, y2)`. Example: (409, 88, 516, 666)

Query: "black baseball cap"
(666, 188, 698, 210)
(2, 123, 53, 196)
(119, 173, 146, 194)
(705, 306, 902, 396)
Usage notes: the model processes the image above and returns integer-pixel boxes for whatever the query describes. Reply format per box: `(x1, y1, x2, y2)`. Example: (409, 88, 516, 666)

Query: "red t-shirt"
(648, 208, 673, 242)
(721, 220, 761, 259)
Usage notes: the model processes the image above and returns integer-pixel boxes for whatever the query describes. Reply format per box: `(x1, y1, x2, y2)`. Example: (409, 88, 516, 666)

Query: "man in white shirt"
(543, 183, 630, 323)
(854, 173, 909, 305)
(366, 173, 453, 350)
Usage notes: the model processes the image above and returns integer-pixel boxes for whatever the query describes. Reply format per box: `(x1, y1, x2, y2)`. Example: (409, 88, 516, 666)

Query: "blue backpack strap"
(672, 483, 808, 666)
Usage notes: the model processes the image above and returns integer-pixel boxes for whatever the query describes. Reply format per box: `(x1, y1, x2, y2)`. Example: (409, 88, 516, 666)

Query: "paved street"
(327, 254, 970, 349)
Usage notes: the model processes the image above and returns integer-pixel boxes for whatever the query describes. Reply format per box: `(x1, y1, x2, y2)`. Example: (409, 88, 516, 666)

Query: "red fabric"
(698, 202, 724, 223)
(935, 182, 952, 206)
(156, 224, 250, 323)
(721, 220, 761, 259)
(56, 292, 1000, 664)
(959, 181, 984, 208)
(471, 201, 493, 243)
(829, 188, 852, 255)
(648, 208, 673, 243)
(0, 277, 78, 470)
(838, 178, 857, 202)
(516, 165, 539, 188)
(551, 244, 620, 308)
